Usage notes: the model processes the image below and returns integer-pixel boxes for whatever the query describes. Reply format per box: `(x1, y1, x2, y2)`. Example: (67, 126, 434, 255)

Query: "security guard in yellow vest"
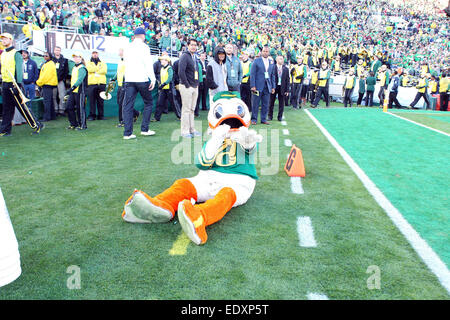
(429, 76, 438, 94)
(86, 49, 107, 120)
(113, 48, 139, 127)
(240, 51, 252, 111)
(36, 51, 58, 121)
(343, 69, 356, 108)
(66, 52, 88, 130)
(439, 73, 448, 111)
(409, 73, 430, 109)
(0, 32, 43, 136)
(331, 55, 341, 75)
(290, 62, 306, 109)
(312, 61, 331, 107)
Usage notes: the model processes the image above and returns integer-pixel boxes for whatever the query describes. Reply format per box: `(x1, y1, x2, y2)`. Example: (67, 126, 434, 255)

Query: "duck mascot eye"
(121, 91, 262, 245)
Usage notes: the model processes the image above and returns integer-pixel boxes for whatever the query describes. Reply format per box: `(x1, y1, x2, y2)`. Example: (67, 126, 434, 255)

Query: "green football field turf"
(308, 108, 450, 267)
(0, 106, 448, 299)
(389, 110, 450, 134)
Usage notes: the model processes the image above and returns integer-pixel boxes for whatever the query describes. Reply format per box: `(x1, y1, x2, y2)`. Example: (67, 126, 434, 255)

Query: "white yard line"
(386, 111, 450, 137)
(290, 177, 304, 195)
(281, 120, 287, 126)
(284, 139, 292, 147)
(307, 292, 329, 300)
(304, 109, 450, 294)
(296, 216, 317, 247)
(282, 129, 290, 135)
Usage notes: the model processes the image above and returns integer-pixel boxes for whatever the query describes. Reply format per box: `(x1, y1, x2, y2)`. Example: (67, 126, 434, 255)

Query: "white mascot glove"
(204, 124, 231, 160)
(230, 127, 262, 151)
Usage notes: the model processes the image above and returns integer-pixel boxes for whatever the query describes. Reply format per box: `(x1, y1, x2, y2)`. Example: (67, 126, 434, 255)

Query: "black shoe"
(76, 126, 87, 131)
(201, 108, 208, 111)
(67, 125, 76, 130)
(97, 116, 105, 120)
(87, 116, 95, 121)
(116, 122, 124, 128)
(163, 111, 168, 114)
(267, 117, 273, 121)
(0, 132, 11, 137)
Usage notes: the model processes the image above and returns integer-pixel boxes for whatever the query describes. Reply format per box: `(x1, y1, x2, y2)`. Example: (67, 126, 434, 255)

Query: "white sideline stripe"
(386, 111, 450, 137)
(297, 217, 317, 247)
(284, 139, 292, 147)
(307, 293, 329, 300)
(281, 120, 287, 126)
(290, 177, 304, 195)
(282, 129, 290, 135)
(304, 109, 450, 294)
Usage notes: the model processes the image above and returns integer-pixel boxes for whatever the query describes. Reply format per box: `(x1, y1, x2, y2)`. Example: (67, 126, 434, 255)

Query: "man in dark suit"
(250, 46, 275, 125)
(269, 55, 290, 121)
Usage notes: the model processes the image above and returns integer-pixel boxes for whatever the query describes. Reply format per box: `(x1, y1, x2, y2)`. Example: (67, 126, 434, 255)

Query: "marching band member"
(66, 52, 88, 130)
(377, 65, 390, 107)
(343, 69, 356, 108)
(311, 61, 331, 108)
(290, 61, 306, 109)
(0, 33, 43, 136)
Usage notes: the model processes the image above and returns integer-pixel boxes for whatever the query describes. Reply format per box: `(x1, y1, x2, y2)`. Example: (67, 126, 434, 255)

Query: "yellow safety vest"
(345, 76, 355, 89)
(292, 65, 304, 84)
(117, 59, 125, 87)
(0, 48, 17, 82)
(402, 75, 409, 86)
(318, 69, 329, 87)
(333, 60, 340, 72)
(71, 64, 85, 93)
(160, 65, 171, 90)
(430, 80, 438, 93)
(311, 71, 318, 85)
(241, 60, 251, 84)
(356, 65, 364, 77)
(86, 61, 107, 85)
(439, 77, 448, 93)
(303, 54, 309, 65)
(378, 72, 386, 86)
(418, 78, 427, 93)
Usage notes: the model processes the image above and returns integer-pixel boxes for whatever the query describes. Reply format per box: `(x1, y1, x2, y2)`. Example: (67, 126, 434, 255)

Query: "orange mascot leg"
(122, 179, 197, 223)
(177, 187, 237, 245)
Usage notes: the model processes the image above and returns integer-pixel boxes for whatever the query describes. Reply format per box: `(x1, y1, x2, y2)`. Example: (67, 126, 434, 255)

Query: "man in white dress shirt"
(122, 27, 156, 140)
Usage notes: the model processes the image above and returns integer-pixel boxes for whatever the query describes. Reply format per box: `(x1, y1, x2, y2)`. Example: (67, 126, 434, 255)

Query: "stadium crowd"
(0, 0, 449, 137)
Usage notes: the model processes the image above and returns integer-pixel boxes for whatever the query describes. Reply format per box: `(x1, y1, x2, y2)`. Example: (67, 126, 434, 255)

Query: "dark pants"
(195, 82, 208, 115)
(122, 81, 154, 136)
(388, 91, 402, 109)
(290, 83, 302, 108)
(313, 86, 329, 107)
(357, 92, 364, 105)
(378, 86, 386, 106)
(251, 85, 270, 123)
(410, 92, 430, 109)
(1, 83, 21, 134)
(240, 82, 252, 111)
(440, 93, 449, 111)
(88, 84, 105, 119)
(155, 88, 175, 121)
(308, 84, 316, 103)
(365, 90, 374, 107)
(42, 85, 56, 121)
(117, 85, 139, 123)
(23, 83, 36, 110)
(343, 88, 353, 107)
(67, 91, 87, 129)
(269, 85, 286, 121)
